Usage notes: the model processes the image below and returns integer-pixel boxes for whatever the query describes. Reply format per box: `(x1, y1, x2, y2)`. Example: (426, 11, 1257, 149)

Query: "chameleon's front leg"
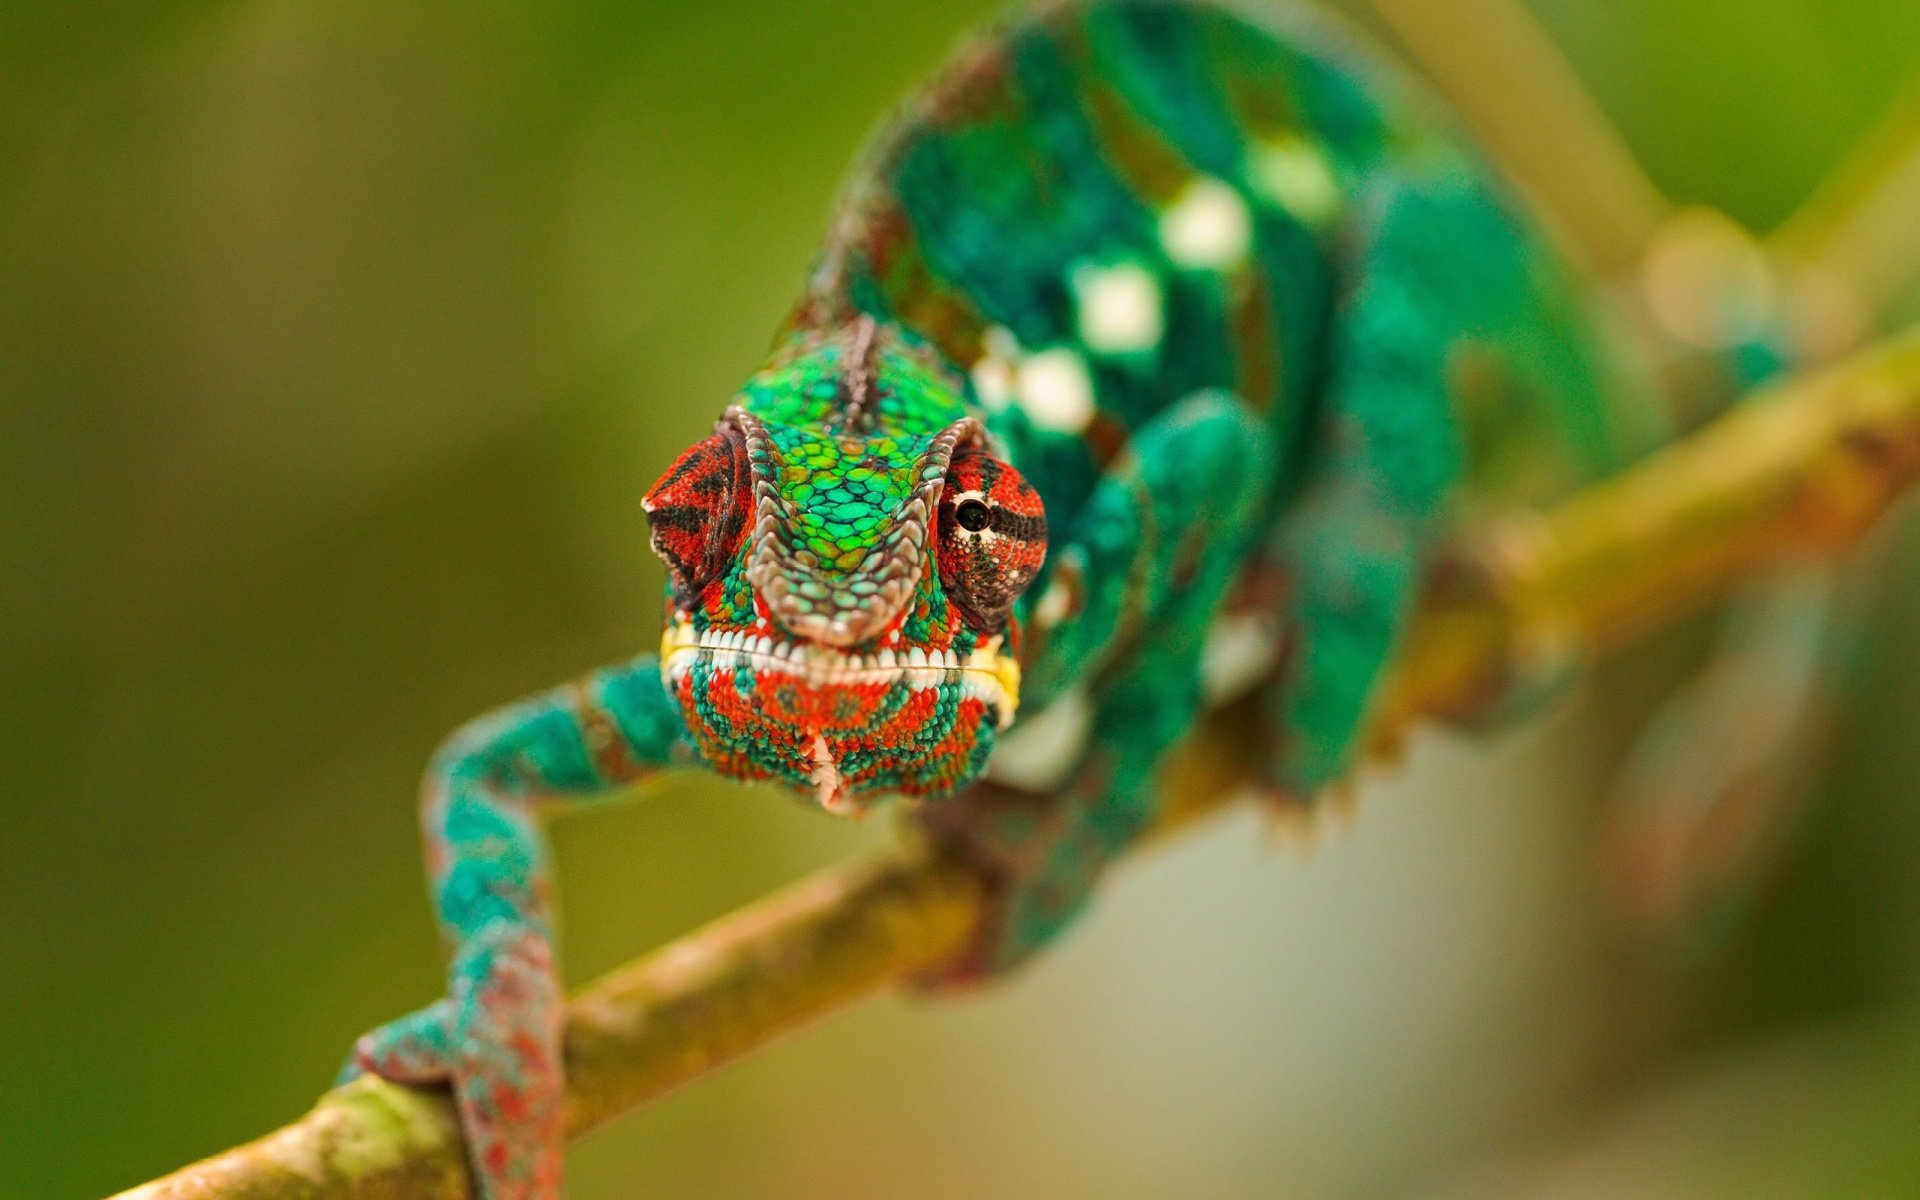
(920, 393, 1275, 983)
(1263, 173, 1508, 796)
(343, 654, 690, 1200)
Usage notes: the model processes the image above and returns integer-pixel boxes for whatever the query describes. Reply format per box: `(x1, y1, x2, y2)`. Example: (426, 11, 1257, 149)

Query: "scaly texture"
(349, 3, 1707, 1196)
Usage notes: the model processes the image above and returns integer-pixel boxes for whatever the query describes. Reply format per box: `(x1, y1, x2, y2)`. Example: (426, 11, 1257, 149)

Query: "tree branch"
(111, 326, 1920, 1200)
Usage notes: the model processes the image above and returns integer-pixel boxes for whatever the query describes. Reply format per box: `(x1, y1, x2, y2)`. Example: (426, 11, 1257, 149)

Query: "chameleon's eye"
(642, 425, 751, 601)
(936, 448, 1046, 631)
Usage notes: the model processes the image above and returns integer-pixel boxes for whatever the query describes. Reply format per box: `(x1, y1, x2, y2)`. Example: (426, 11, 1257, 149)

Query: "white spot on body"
(969, 326, 1022, 414)
(969, 326, 1097, 434)
(1071, 260, 1164, 354)
(1159, 177, 1253, 269)
(1015, 347, 1097, 432)
(1200, 613, 1284, 705)
(1252, 135, 1341, 225)
(987, 687, 1094, 792)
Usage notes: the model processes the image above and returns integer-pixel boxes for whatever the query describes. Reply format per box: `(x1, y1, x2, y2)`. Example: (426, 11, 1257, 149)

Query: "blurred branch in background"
(1361, 0, 1672, 276)
(1362, 0, 1920, 380)
(1772, 69, 1920, 336)
(113, 327, 1920, 1200)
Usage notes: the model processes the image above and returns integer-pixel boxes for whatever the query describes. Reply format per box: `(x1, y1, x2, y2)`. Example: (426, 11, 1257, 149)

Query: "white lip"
(660, 622, 1019, 728)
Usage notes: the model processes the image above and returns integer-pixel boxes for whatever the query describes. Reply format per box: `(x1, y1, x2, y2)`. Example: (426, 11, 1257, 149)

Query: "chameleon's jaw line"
(660, 621, 1020, 729)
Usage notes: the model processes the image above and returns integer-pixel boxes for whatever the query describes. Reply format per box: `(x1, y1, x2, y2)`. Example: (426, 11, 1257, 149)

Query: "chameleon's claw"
(348, 927, 566, 1200)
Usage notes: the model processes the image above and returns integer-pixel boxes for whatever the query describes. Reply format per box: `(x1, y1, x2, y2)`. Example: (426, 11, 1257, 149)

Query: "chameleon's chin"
(661, 622, 1018, 813)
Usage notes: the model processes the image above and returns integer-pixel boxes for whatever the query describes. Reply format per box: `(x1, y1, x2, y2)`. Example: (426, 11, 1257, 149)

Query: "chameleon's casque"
(643, 319, 1044, 812)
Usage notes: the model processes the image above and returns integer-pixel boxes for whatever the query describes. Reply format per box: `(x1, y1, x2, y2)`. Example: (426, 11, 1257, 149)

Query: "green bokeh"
(3, 2, 1918, 1197)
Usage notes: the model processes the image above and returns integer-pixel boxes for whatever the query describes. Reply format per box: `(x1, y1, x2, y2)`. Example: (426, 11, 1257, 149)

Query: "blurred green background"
(6, 1, 1920, 1196)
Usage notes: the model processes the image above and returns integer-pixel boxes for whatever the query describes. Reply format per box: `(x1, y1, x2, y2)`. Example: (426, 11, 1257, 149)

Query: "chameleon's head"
(644, 321, 1046, 814)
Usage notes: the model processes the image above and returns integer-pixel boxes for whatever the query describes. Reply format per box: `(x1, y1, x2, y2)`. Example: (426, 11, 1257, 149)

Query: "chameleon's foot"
(344, 926, 565, 1200)
(1600, 568, 1837, 952)
(1253, 779, 1359, 860)
(911, 782, 1110, 990)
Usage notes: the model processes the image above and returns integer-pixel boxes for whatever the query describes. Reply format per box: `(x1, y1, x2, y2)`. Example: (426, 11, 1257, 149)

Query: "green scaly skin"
(345, 3, 1685, 1195)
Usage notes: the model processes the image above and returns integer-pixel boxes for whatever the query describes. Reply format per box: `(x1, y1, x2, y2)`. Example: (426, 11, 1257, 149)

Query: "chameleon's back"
(801, 0, 1668, 541)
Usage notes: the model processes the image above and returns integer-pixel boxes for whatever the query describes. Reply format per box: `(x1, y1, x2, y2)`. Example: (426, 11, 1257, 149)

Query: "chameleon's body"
(346, 2, 1681, 1195)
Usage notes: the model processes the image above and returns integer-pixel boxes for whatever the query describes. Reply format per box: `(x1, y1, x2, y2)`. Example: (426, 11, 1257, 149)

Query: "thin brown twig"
(111, 326, 1920, 1200)
(1773, 70, 1920, 313)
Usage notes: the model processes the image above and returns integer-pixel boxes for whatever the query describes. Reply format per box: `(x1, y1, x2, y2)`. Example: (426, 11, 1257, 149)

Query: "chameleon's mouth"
(660, 621, 1021, 727)
(659, 620, 1020, 812)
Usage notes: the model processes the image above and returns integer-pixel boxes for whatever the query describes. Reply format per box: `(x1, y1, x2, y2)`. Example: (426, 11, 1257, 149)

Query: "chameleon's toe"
(344, 999, 455, 1086)
(346, 927, 566, 1200)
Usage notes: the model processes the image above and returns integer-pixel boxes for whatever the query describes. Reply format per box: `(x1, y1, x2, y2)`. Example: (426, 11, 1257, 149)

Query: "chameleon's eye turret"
(642, 424, 751, 603)
(936, 447, 1046, 631)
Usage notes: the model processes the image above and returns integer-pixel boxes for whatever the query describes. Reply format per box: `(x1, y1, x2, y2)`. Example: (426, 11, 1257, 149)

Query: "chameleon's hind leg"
(341, 656, 690, 1200)
(918, 392, 1275, 984)
(1599, 566, 1843, 951)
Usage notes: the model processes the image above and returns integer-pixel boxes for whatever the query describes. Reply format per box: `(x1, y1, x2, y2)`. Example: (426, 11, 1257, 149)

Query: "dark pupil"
(955, 499, 991, 533)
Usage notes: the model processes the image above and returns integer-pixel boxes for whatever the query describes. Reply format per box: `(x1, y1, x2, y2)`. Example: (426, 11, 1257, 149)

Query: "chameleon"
(338, 0, 1751, 1195)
